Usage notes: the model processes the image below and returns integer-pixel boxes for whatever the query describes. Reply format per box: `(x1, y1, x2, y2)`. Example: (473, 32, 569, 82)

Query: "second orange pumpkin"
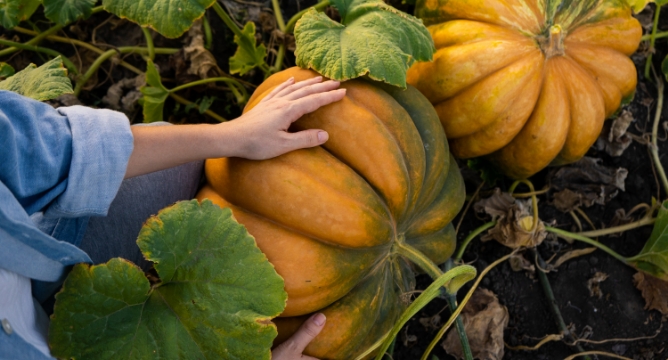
(408, 0, 642, 179)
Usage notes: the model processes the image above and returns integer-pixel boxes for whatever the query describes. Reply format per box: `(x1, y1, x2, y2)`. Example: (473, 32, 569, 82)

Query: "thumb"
(285, 129, 329, 151)
(280, 313, 326, 355)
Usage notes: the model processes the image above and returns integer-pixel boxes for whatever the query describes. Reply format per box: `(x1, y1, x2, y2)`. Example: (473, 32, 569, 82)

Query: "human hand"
(272, 313, 326, 360)
(223, 76, 346, 160)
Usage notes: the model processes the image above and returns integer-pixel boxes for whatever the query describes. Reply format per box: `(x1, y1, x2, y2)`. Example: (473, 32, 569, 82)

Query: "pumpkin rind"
(409, 0, 641, 179)
(197, 67, 464, 359)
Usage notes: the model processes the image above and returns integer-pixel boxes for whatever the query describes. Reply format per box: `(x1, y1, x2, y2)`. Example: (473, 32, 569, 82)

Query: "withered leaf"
(587, 271, 609, 299)
(509, 253, 535, 273)
(183, 19, 221, 79)
(595, 110, 634, 157)
(474, 189, 547, 249)
(549, 157, 628, 210)
(442, 288, 509, 360)
(633, 271, 668, 316)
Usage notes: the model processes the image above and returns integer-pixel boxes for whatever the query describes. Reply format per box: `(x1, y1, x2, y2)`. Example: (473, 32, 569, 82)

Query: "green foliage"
(0, 57, 72, 101)
(102, 0, 217, 38)
(294, 0, 434, 88)
(626, 0, 668, 13)
(0, 62, 15, 78)
(44, 0, 97, 26)
(140, 60, 169, 123)
(229, 21, 268, 76)
(628, 201, 668, 280)
(0, 0, 40, 29)
(49, 200, 287, 360)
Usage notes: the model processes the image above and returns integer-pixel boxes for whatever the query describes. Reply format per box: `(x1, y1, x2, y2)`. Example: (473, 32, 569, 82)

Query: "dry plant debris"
(550, 157, 628, 212)
(442, 288, 509, 360)
(474, 189, 547, 249)
(633, 271, 668, 316)
(183, 20, 221, 79)
(549, 247, 597, 270)
(587, 271, 609, 299)
(595, 109, 635, 157)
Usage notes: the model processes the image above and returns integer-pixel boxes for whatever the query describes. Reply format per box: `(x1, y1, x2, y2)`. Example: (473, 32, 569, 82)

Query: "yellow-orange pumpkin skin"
(408, 0, 642, 179)
(197, 67, 465, 359)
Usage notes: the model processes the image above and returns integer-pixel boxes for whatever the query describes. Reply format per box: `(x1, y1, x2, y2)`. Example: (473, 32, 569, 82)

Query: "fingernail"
(317, 131, 329, 143)
(313, 313, 326, 326)
(339, 88, 347, 93)
(288, 77, 294, 83)
(315, 76, 323, 81)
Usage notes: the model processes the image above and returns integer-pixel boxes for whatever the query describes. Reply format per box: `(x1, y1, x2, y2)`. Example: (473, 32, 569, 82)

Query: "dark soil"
(2, 2, 668, 360)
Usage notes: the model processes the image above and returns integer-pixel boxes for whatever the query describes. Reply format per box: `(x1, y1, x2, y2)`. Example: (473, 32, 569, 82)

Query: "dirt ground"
(2, 2, 668, 359)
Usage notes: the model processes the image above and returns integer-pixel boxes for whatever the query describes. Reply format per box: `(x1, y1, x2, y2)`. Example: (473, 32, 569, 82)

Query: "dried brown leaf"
(509, 253, 535, 273)
(442, 288, 509, 360)
(552, 188, 582, 213)
(183, 20, 221, 79)
(595, 110, 634, 157)
(475, 189, 547, 249)
(102, 74, 144, 115)
(634, 271, 668, 315)
(551, 247, 597, 269)
(549, 157, 628, 210)
(419, 314, 441, 332)
(587, 271, 609, 299)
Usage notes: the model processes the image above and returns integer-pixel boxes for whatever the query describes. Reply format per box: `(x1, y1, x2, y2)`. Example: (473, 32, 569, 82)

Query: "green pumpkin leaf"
(229, 21, 267, 75)
(0, 57, 73, 101)
(49, 199, 287, 360)
(0, 63, 15, 78)
(294, 0, 434, 88)
(102, 0, 217, 38)
(140, 60, 169, 123)
(0, 0, 40, 29)
(43, 0, 97, 26)
(628, 201, 668, 280)
(626, 0, 668, 13)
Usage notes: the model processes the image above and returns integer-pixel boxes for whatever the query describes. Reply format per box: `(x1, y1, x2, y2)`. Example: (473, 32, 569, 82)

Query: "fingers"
(284, 129, 329, 152)
(285, 80, 341, 101)
(281, 313, 326, 355)
(288, 88, 347, 119)
(261, 77, 295, 102)
(275, 76, 325, 98)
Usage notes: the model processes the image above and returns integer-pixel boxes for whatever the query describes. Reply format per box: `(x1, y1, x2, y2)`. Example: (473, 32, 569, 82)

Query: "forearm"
(125, 123, 235, 179)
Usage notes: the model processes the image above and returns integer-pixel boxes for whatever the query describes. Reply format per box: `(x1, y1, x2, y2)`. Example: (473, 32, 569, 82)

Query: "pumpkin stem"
(539, 24, 565, 58)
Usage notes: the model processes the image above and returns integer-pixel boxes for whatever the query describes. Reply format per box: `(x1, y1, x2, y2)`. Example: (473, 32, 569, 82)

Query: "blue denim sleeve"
(0, 90, 133, 281)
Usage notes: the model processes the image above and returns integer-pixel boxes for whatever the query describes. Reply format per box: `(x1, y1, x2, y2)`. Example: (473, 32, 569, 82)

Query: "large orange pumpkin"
(407, 0, 642, 179)
(197, 67, 465, 359)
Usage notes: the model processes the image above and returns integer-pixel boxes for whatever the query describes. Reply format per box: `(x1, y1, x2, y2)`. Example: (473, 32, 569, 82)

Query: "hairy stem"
(212, 2, 245, 39)
(531, 249, 591, 360)
(272, 0, 287, 32)
(577, 216, 656, 238)
(645, 4, 662, 80)
(141, 28, 155, 61)
(546, 227, 629, 264)
(650, 73, 668, 197)
(202, 15, 213, 50)
(0, 38, 78, 74)
(453, 221, 496, 262)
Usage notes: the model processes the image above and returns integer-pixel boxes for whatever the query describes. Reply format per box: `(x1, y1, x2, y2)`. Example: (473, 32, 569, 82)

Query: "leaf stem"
(141, 28, 155, 61)
(0, 38, 78, 75)
(212, 2, 245, 39)
(576, 216, 656, 238)
(169, 93, 227, 122)
(73, 49, 117, 96)
(642, 31, 668, 41)
(421, 250, 517, 360)
(650, 71, 668, 197)
(394, 243, 474, 360)
(272, 0, 287, 32)
(531, 249, 591, 360)
(645, 3, 662, 80)
(169, 77, 248, 101)
(272, 44, 286, 73)
(203, 15, 213, 50)
(545, 227, 629, 264)
(0, 24, 63, 57)
(453, 221, 496, 262)
(285, 0, 330, 34)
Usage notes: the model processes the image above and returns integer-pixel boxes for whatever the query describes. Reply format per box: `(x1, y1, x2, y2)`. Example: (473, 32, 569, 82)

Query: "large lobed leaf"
(0, 57, 72, 101)
(629, 201, 668, 280)
(102, 0, 217, 38)
(0, 0, 39, 29)
(49, 199, 287, 360)
(43, 0, 97, 26)
(229, 21, 267, 76)
(294, 0, 434, 88)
